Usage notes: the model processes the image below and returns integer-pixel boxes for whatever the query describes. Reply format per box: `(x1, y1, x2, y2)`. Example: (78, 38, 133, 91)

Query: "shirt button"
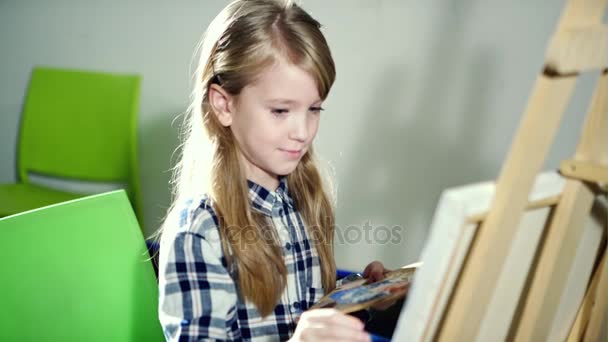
(293, 302, 301, 309)
(285, 242, 291, 250)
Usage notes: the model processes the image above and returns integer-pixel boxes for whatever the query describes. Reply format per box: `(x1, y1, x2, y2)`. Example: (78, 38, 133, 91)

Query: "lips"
(280, 148, 304, 159)
(280, 147, 304, 153)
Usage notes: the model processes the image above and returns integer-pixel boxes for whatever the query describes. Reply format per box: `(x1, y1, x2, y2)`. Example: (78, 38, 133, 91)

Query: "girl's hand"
(289, 309, 371, 341)
(363, 261, 396, 311)
(362, 260, 390, 283)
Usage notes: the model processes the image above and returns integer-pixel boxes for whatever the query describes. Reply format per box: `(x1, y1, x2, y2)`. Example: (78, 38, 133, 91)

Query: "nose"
(288, 113, 308, 142)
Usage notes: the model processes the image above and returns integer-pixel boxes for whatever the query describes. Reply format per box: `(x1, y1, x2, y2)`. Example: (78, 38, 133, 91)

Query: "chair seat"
(0, 183, 84, 217)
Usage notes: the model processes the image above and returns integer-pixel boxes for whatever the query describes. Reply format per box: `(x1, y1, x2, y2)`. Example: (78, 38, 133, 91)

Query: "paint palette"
(310, 263, 420, 313)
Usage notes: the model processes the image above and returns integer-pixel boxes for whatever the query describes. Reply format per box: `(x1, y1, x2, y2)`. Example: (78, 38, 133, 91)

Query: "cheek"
(247, 119, 282, 149)
(233, 112, 273, 143)
(308, 116, 321, 140)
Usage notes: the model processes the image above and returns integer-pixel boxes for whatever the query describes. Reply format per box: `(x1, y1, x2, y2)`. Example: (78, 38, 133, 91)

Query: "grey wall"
(0, 0, 598, 271)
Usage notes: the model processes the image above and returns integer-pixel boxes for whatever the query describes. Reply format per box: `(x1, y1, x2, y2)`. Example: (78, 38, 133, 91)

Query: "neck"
(248, 172, 279, 191)
(240, 156, 279, 191)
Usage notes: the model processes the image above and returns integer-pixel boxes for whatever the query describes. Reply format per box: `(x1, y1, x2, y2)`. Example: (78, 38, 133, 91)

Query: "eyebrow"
(266, 98, 322, 105)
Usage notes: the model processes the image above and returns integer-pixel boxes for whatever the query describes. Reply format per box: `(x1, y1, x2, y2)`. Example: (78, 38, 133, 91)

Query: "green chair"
(0, 66, 142, 224)
(0, 190, 164, 341)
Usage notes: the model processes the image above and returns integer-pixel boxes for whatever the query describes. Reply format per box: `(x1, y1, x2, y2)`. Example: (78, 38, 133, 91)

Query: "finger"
(362, 264, 372, 278)
(369, 262, 388, 282)
(328, 311, 365, 331)
(298, 311, 368, 341)
(363, 261, 381, 278)
(300, 325, 370, 342)
(307, 309, 365, 330)
(371, 267, 384, 282)
(316, 324, 371, 341)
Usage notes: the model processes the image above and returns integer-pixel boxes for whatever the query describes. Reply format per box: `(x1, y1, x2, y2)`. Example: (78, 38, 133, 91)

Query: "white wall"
(0, 0, 599, 271)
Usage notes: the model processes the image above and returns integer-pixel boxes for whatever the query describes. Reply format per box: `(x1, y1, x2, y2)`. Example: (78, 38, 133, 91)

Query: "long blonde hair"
(161, 0, 336, 317)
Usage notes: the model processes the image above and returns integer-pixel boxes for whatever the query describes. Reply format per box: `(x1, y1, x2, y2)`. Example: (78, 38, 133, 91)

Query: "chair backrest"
(0, 190, 163, 341)
(17, 67, 142, 218)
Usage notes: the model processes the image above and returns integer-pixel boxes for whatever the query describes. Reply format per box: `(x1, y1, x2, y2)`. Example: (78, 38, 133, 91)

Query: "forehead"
(244, 60, 322, 104)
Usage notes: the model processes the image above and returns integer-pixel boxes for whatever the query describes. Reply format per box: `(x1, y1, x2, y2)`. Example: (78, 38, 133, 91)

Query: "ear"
(208, 84, 234, 127)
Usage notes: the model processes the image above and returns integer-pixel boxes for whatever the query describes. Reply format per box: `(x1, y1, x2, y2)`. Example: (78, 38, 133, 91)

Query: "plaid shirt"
(158, 176, 325, 341)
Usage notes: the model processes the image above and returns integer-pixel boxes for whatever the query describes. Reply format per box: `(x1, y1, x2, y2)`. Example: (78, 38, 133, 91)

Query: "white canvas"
(392, 172, 571, 341)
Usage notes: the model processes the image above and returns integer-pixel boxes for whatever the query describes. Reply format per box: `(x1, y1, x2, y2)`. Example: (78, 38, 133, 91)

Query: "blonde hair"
(160, 0, 337, 317)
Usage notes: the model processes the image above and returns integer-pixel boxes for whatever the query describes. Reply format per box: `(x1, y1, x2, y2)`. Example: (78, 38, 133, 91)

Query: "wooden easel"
(435, 0, 608, 340)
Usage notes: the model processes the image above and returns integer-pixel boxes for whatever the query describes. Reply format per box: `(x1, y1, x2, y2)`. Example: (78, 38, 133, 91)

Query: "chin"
(274, 164, 299, 176)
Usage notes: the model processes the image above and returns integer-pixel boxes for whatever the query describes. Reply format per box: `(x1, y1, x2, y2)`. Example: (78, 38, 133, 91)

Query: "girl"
(157, 0, 391, 340)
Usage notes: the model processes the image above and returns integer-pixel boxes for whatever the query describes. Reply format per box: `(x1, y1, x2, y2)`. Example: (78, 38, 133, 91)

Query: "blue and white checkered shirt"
(158, 176, 325, 341)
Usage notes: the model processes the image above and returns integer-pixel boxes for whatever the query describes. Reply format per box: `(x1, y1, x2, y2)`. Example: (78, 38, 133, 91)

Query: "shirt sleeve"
(158, 227, 241, 341)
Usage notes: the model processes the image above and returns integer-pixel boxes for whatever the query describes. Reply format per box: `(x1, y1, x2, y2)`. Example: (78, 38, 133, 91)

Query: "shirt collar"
(247, 176, 294, 216)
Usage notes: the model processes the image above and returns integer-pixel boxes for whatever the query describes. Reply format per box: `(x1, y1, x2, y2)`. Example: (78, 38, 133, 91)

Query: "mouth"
(280, 148, 304, 158)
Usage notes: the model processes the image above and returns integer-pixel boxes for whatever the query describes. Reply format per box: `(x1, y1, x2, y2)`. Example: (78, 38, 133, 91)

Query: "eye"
(310, 106, 324, 114)
(271, 108, 289, 116)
